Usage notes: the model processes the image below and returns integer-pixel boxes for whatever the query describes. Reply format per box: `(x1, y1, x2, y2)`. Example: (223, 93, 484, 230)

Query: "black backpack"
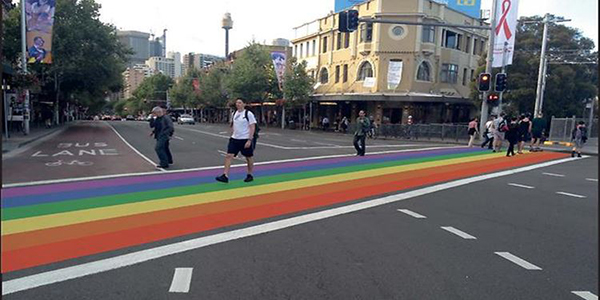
(244, 110, 260, 140)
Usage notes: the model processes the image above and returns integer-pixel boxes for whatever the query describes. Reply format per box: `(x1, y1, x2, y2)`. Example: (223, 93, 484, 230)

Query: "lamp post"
(222, 13, 233, 58)
(2, 80, 10, 139)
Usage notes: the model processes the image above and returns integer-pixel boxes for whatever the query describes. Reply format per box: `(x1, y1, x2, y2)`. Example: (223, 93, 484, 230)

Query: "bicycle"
(45, 160, 94, 167)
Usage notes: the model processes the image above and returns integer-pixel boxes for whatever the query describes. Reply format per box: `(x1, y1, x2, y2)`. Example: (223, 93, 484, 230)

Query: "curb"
(2, 126, 68, 154)
(544, 141, 573, 147)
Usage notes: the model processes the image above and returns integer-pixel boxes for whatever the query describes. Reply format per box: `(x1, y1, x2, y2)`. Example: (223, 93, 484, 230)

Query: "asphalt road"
(108, 120, 442, 170)
(2, 155, 596, 299)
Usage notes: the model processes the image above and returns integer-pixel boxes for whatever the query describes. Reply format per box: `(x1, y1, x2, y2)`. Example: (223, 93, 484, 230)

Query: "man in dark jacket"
(149, 106, 174, 168)
(353, 110, 370, 156)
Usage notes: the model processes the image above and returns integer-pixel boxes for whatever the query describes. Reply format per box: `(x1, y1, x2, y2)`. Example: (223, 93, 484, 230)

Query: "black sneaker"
(216, 174, 229, 183)
(244, 174, 254, 182)
(577, 153, 582, 158)
(156, 165, 169, 169)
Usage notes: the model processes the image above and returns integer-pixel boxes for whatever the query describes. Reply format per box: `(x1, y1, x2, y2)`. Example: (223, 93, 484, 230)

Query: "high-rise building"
(183, 53, 224, 73)
(117, 30, 151, 66)
(167, 52, 183, 78)
(146, 57, 176, 79)
(149, 37, 164, 57)
(122, 64, 155, 99)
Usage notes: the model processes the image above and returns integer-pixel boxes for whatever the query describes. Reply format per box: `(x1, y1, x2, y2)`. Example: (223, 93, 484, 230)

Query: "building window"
(444, 31, 461, 50)
(343, 64, 348, 82)
(480, 40, 485, 55)
(300, 44, 304, 58)
(360, 23, 373, 43)
(320, 68, 329, 84)
(462, 68, 468, 86)
(470, 69, 475, 81)
(441, 64, 459, 83)
(344, 32, 350, 48)
(465, 36, 471, 53)
(294, 45, 298, 57)
(335, 65, 340, 83)
(357, 61, 373, 81)
(422, 26, 435, 43)
(322, 37, 328, 53)
(337, 32, 342, 50)
(417, 62, 432, 81)
(472, 38, 478, 55)
(312, 40, 316, 56)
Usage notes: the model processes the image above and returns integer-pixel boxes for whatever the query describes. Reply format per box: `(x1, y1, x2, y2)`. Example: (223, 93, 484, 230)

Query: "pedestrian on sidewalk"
(216, 98, 258, 183)
(481, 115, 495, 149)
(467, 117, 479, 147)
(322, 117, 330, 131)
(340, 116, 349, 133)
(530, 113, 545, 152)
(353, 110, 370, 156)
(149, 106, 174, 169)
(505, 116, 519, 157)
(571, 121, 587, 158)
(517, 114, 532, 154)
(492, 112, 507, 152)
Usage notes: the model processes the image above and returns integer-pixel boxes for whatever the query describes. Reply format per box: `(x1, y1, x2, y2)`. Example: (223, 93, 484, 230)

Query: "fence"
(549, 116, 598, 142)
(348, 123, 471, 142)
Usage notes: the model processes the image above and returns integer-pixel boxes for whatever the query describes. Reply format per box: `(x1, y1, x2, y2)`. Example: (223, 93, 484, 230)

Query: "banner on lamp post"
(492, 0, 519, 68)
(387, 60, 403, 90)
(271, 51, 287, 90)
(25, 0, 56, 64)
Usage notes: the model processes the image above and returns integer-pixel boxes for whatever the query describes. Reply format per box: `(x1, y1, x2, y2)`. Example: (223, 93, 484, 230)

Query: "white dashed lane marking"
(397, 209, 427, 219)
(508, 183, 535, 189)
(585, 178, 598, 182)
(169, 268, 193, 293)
(542, 172, 565, 177)
(556, 192, 587, 199)
(572, 291, 598, 300)
(494, 252, 542, 270)
(440, 226, 477, 240)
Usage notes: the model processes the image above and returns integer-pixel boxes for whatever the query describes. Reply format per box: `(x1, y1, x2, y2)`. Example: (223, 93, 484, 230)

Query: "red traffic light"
(487, 94, 499, 101)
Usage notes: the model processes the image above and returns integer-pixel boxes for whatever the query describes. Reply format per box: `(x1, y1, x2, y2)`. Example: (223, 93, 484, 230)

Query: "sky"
(94, 0, 599, 57)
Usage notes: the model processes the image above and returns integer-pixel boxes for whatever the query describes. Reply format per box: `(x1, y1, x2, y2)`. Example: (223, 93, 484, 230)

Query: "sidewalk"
(540, 137, 598, 156)
(2, 124, 68, 154)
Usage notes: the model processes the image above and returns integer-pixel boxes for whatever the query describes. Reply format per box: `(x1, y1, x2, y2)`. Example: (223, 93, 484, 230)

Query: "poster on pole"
(387, 60, 403, 90)
(270, 51, 287, 90)
(492, 0, 519, 68)
(25, 0, 56, 64)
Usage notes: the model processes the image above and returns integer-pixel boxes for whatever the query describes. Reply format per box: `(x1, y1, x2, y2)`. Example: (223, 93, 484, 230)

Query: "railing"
(549, 116, 598, 142)
(347, 123, 471, 142)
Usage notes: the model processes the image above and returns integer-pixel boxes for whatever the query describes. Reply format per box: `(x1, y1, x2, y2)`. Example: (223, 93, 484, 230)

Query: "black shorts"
(518, 133, 531, 142)
(532, 132, 542, 139)
(227, 138, 254, 157)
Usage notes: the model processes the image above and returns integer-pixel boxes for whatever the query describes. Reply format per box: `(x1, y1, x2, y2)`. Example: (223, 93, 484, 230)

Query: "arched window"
(417, 61, 431, 81)
(320, 68, 329, 84)
(357, 61, 373, 81)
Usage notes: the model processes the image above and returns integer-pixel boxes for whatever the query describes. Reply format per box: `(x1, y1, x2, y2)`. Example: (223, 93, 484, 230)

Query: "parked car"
(177, 114, 195, 125)
(102, 115, 112, 121)
(126, 115, 135, 121)
(112, 115, 122, 121)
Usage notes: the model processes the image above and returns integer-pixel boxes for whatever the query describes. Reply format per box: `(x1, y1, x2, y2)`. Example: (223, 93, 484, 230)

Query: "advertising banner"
(25, 0, 56, 64)
(492, 0, 519, 68)
(334, 0, 366, 13)
(387, 60, 403, 90)
(271, 51, 287, 89)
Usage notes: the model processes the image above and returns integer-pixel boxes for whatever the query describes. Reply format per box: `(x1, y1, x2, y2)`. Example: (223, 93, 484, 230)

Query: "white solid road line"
(508, 183, 535, 189)
(169, 268, 193, 293)
(107, 122, 162, 171)
(494, 252, 542, 270)
(2, 146, 455, 188)
(173, 136, 185, 141)
(542, 172, 565, 177)
(572, 291, 598, 300)
(441, 226, 477, 240)
(556, 192, 587, 198)
(1, 156, 579, 295)
(397, 209, 427, 219)
(586, 178, 598, 182)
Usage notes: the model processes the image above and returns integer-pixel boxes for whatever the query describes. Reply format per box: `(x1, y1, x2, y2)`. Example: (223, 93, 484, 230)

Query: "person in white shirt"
(216, 99, 257, 183)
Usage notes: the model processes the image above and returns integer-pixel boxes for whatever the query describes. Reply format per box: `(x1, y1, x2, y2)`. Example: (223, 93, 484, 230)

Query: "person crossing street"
(149, 106, 174, 169)
(353, 110, 370, 156)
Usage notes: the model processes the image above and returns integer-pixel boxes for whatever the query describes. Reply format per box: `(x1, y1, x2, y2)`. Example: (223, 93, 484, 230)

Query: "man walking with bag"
(216, 99, 258, 183)
(149, 106, 174, 169)
(354, 110, 370, 156)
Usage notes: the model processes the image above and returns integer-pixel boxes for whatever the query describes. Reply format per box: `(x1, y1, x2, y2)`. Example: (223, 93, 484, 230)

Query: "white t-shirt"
(231, 110, 257, 140)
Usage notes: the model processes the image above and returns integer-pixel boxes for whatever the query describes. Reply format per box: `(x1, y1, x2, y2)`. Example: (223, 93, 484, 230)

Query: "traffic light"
(478, 73, 491, 91)
(338, 11, 349, 32)
(347, 10, 359, 32)
(495, 73, 507, 92)
(487, 93, 500, 105)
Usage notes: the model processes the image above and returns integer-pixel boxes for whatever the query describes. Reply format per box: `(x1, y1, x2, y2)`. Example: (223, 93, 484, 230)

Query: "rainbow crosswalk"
(1, 147, 567, 273)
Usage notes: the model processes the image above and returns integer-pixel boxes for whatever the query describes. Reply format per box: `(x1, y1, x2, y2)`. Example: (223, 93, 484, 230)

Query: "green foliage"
(470, 15, 598, 118)
(225, 43, 275, 102)
(169, 68, 202, 110)
(283, 57, 314, 107)
(199, 64, 229, 108)
(129, 73, 173, 113)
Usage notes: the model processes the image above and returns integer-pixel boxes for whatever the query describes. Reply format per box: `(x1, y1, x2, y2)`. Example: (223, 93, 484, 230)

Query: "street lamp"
(2, 80, 11, 139)
(222, 13, 233, 58)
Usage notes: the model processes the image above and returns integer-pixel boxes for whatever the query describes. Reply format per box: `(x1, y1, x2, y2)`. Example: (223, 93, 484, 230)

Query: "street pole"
(588, 98, 595, 134)
(534, 14, 549, 117)
(538, 55, 548, 114)
(497, 41, 508, 114)
(479, 0, 499, 138)
(21, 0, 30, 135)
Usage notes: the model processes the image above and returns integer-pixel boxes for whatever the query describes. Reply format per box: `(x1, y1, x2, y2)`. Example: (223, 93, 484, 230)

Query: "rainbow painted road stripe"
(1, 147, 567, 273)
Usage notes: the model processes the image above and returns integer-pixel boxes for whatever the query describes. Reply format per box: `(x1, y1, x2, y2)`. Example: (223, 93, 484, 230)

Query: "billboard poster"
(492, 0, 519, 67)
(334, 0, 366, 13)
(270, 51, 287, 89)
(25, 0, 56, 64)
(387, 60, 403, 90)
(433, 0, 482, 19)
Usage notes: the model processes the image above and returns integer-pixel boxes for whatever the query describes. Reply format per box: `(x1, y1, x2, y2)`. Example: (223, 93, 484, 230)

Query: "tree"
(169, 68, 202, 112)
(282, 57, 314, 125)
(2, 0, 131, 116)
(132, 73, 173, 110)
(225, 43, 274, 102)
(199, 64, 228, 108)
(469, 15, 598, 118)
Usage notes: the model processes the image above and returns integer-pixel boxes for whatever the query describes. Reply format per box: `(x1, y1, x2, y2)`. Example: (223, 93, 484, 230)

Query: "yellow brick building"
(291, 0, 488, 125)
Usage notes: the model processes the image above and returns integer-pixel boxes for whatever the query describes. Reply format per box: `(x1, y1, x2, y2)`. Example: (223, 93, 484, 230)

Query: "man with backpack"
(492, 112, 508, 152)
(149, 106, 174, 169)
(216, 98, 259, 183)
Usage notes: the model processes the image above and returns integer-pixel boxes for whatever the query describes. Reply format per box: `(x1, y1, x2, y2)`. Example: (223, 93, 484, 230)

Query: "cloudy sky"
(95, 0, 598, 57)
